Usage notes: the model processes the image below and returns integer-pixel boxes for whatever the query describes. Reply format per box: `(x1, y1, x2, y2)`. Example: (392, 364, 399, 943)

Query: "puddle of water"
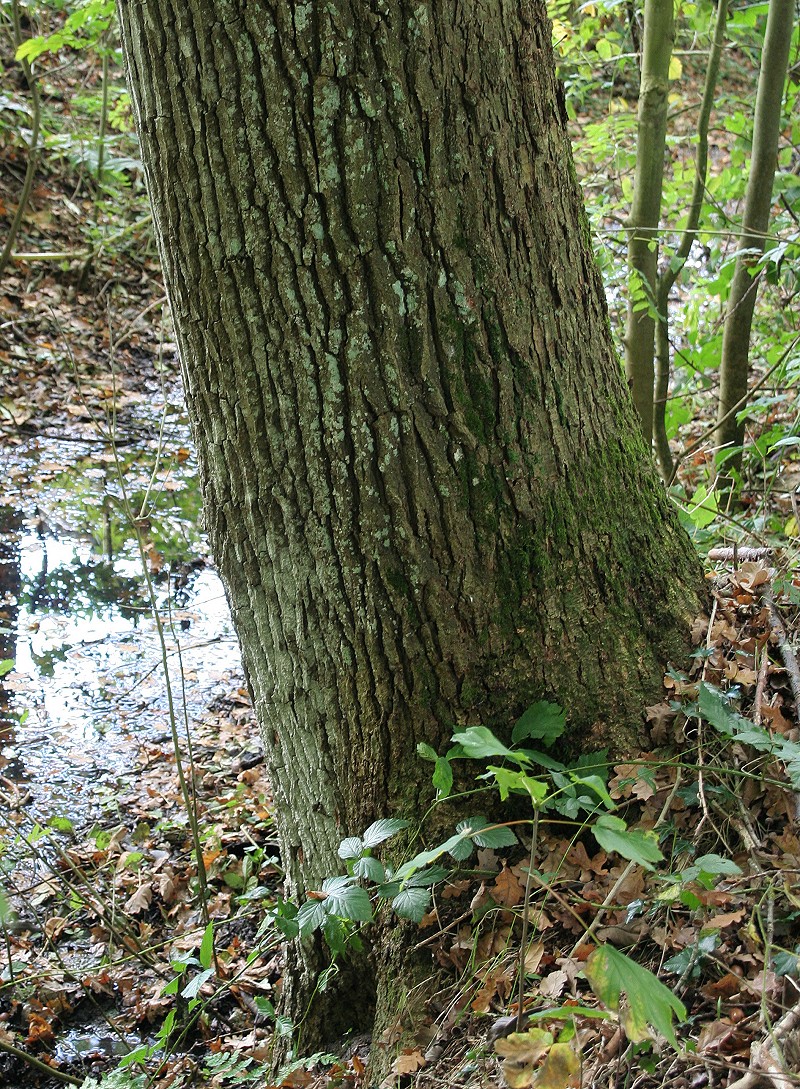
(0, 425, 242, 830)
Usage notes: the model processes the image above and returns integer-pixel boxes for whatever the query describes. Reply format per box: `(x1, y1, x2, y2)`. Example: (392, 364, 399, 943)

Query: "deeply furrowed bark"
(118, 0, 704, 1068)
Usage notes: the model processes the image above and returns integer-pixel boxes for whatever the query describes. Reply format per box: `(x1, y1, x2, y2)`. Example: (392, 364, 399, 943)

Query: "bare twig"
(0, 1038, 82, 1086)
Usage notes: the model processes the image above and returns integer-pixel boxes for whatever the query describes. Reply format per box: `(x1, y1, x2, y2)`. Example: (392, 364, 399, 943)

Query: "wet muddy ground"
(1, 408, 242, 832)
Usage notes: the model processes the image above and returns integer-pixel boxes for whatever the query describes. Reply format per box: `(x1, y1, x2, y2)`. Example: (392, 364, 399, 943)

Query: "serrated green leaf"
(448, 837, 474, 861)
(451, 726, 517, 760)
(593, 814, 662, 869)
(321, 877, 373, 922)
(376, 880, 401, 898)
(406, 865, 449, 887)
(456, 816, 517, 850)
(392, 885, 432, 921)
(433, 756, 453, 797)
(353, 856, 385, 882)
(512, 701, 566, 746)
(296, 899, 328, 936)
(473, 824, 517, 849)
(338, 837, 364, 860)
(362, 818, 409, 848)
(585, 945, 686, 1048)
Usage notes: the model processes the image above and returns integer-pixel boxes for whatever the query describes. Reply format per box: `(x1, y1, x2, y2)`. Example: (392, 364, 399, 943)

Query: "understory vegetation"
(1, 1, 800, 1087)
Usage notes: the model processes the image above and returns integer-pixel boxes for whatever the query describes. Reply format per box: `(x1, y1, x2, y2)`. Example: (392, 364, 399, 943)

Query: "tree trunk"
(117, 0, 704, 1068)
(715, 0, 794, 476)
(653, 0, 729, 481)
(624, 0, 675, 441)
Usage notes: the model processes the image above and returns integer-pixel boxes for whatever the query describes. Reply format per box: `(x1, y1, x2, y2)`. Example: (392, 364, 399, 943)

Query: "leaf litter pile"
(5, 536, 800, 1089)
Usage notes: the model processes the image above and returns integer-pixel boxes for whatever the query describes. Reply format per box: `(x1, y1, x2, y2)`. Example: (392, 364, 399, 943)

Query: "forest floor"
(3, 35, 800, 1089)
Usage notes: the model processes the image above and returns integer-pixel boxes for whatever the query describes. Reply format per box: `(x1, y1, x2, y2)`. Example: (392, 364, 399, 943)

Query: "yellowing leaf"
(669, 55, 683, 80)
(495, 1028, 553, 1064)
(534, 1042, 580, 1089)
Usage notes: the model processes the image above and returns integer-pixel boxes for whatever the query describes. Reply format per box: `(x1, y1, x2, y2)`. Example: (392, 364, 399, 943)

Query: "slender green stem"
(516, 806, 539, 1032)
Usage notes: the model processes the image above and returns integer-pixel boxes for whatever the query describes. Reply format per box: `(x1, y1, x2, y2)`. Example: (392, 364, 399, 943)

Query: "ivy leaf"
(392, 886, 432, 922)
(512, 701, 566, 747)
(362, 818, 409, 848)
(679, 853, 742, 885)
(592, 814, 663, 869)
(585, 945, 686, 1048)
(321, 876, 373, 922)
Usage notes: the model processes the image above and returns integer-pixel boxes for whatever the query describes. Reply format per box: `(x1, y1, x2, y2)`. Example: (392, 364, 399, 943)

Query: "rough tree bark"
(118, 0, 704, 1066)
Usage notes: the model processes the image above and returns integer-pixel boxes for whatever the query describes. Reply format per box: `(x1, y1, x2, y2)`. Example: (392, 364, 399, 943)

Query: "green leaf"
(570, 773, 614, 809)
(679, 853, 742, 884)
(512, 701, 566, 746)
(321, 876, 373, 922)
(199, 922, 214, 970)
(487, 765, 548, 805)
(181, 966, 215, 1000)
(448, 836, 475, 862)
(451, 726, 518, 760)
(392, 885, 432, 922)
(456, 816, 517, 849)
(361, 818, 409, 848)
(686, 484, 718, 529)
(338, 837, 364, 860)
(353, 856, 385, 882)
(405, 865, 449, 888)
(432, 756, 453, 798)
(296, 899, 328, 936)
(417, 742, 438, 761)
(0, 659, 14, 678)
(585, 945, 686, 1048)
(394, 831, 470, 881)
(592, 814, 663, 869)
